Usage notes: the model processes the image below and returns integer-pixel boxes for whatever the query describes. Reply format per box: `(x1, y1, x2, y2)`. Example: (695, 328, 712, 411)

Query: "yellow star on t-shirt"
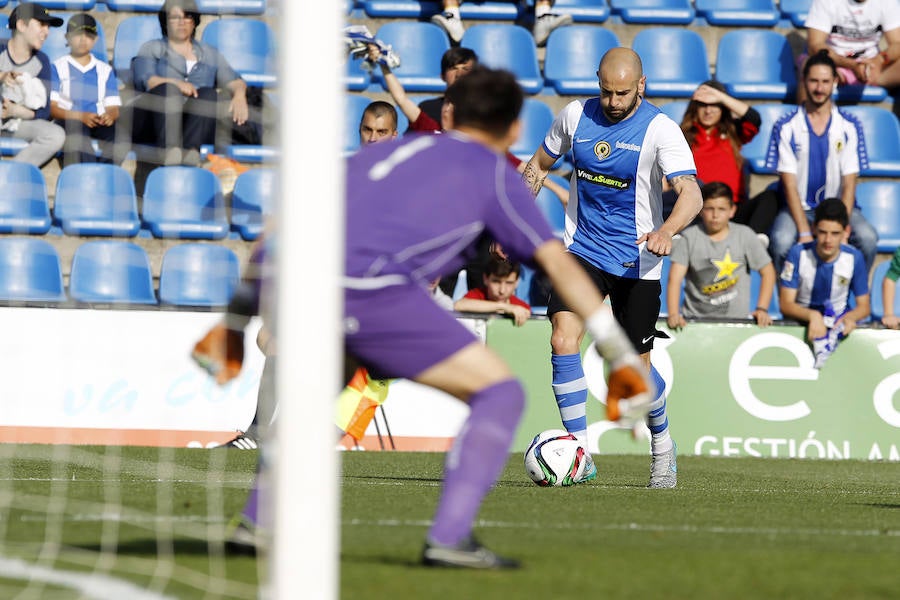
(711, 249, 741, 281)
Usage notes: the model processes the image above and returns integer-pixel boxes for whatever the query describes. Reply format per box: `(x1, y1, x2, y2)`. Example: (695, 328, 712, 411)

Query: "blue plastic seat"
(224, 144, 278, 163)
(158, 243, 240, 307)
(231, 167, 276, 241)
(54, 164, 141, 237)
(69, 241, 157, 305)
(716, 30, 796, 100)
(0, 238, 66, 303)
(105, 0, 164, 10)
(112, 16, 161, 85)
(142, 166, 229, 239)
(609, 0, 694, 25)
(363, 0, 519, 20)
(43, 12, 108, 62)
(510, 99, 554, 163)
(534, 174, 568, 239)
(543, 26, 619, 95)
(695, 0, 779, 26)
(0, 162, 51, 234)
(750, 267, 781, 320)
(855, 181, 900, 253)
(632, 28, 710, 97)
(372, 22, 450, 93)
(740, 103, 798, 174)
(549, 0, 610, 23)
(345, 53, 371, 92)
(840, 106, 900, 177)
(0, 137, 27, 157)
(869, 261, 899, 321)
(37, 0, 95, 8)
(658, 100, 688, 124)
(196, 0, 266, 13)
(780, 0, 811, 27)
(201, 18, 277, 87)
(461, 25, 543, 94)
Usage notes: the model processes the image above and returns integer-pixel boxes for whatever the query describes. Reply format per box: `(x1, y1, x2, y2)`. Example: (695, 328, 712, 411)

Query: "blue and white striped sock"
(551, 353, 587, 444)
(648, 365, 673, 455)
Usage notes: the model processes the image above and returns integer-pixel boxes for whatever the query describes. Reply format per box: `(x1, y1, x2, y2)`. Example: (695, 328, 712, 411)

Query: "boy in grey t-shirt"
(667, 181, 776, 328)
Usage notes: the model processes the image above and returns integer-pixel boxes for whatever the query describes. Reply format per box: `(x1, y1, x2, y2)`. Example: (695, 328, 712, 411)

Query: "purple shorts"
(344, 282, 475, 380)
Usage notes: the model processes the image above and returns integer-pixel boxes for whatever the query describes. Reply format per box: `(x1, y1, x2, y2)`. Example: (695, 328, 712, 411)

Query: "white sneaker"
(431, 12, 465, 44)
(647, 443, 677, 489)
(756, 232, 770, 249)
(533, 13, 573, 47)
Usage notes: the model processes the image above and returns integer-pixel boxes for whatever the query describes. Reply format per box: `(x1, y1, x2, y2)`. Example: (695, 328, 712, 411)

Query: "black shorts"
(547, 254, 661, 354)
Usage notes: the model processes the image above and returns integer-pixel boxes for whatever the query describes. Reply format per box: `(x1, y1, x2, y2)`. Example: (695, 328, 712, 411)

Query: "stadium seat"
(780, 0, 811, 27)
(0, 162, 52, 235)
(658, 100, 688, 124)
(715, 30, 796, 101)
(631, 28, 710, 97)
(37, 1, 95, 8)
(231, 167, 276, 241)
(363, 0, 519, 20)
(196, 0, 266, 14)
(372, 22, 450, 93)
(141, 166, 229, 239)
(345, 54, 371, 92)
(739, 103, 798, 174)
(461, 25, 543, 94)
(840, 106, 900, 177)
(534, 173, 568, 238)
(547, 0, 610, 23)
(868, 261, 899, 321)
(543, 26, 619, 95)
(224, 144, 278, 163)
(104, 0, 164, 10)
(158, 243, 240, 307)
(855, 181, 900, 253)
(53, 164, 141, 237)
(0, 137, 27, 157)
(69, 241, 157, 305)
(510, 98, 554, 163)
(42, 12, 108, 62)
(834, 84, 888, 103)
(0, 238, 67, 303)
(750, 267, 781, 320)
(694, 0, 780, 27)
(112, 16, 162, 85)
(201, 18, 277, 87)
(608, 0, 694, 25)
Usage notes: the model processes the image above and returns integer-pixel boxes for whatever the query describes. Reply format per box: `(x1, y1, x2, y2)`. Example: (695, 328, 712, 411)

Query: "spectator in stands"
(779, 198, 870, 369)
(50, 14, 124, 167)
(879, 246, 900, 329)
(358, 100, 398, 145)
(0, 2, 65, 167)
(667, 181, 776, 330)
(431, 0, 573, 47)
(453, 256, 532, 326)
(129, 0, 258, 166)
(800, 0, 900, 101)
(765, 51, 877, 276)
(677, 81, 778, 242)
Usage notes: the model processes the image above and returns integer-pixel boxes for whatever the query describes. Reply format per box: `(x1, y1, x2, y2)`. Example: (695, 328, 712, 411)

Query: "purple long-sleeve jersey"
(344, 132, 555, 289)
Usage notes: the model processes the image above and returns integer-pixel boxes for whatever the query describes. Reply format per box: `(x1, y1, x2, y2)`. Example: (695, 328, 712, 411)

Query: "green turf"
(0, 447, 898, 599)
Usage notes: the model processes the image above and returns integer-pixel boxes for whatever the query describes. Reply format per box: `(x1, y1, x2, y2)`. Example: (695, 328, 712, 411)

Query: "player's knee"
(550, 328, 581, 355)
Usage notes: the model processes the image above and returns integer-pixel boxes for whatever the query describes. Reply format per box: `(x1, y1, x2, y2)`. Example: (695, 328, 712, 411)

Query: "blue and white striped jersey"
(542, 98, 696, 280)
(780, 241, 868, 314)
(765, 106, 867, 211)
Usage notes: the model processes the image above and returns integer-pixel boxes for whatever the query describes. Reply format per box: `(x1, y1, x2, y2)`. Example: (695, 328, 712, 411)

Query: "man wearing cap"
(50, 13, 124, 166)
(0, 2, 65, 166)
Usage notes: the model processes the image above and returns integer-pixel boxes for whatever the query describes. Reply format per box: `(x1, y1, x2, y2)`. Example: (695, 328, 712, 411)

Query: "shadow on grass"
(862, 503, 900, 510)
(74, 538, 255, 557)
(342, 474, 443, 484)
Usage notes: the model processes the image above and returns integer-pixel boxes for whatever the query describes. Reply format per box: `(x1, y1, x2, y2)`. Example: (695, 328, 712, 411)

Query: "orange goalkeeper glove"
(192, 323, 245, 385)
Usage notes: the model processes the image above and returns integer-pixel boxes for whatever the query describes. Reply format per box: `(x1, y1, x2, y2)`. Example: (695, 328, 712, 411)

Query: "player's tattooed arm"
(522, 160, 547, 197)
(667, 173, 703, 234)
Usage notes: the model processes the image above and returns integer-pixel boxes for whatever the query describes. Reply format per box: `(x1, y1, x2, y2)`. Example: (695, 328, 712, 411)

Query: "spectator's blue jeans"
(770, 206, 878, 276)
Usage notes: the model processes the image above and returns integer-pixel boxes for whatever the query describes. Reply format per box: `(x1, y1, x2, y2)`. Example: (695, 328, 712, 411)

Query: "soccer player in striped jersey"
(523, 47, 703, 489)
(779, 197, 870, 369)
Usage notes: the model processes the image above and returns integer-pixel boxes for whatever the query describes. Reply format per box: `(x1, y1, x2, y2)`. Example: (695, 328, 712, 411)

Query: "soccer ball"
(524, 429, 588, 487)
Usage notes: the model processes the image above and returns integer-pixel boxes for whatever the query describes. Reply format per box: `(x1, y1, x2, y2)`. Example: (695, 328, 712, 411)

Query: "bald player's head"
(596, 47, 645, 123)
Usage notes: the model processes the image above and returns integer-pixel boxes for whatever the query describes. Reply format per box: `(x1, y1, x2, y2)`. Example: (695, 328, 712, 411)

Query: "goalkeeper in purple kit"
(196, 66, 654, 569)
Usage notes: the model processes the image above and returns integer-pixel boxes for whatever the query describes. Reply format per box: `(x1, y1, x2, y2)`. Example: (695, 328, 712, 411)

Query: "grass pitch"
(0, 447, 897, 599)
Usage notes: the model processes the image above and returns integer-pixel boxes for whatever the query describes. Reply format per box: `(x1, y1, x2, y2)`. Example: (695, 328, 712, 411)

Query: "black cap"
(8, 3, 65, 30)
(66, 13, 98, 35)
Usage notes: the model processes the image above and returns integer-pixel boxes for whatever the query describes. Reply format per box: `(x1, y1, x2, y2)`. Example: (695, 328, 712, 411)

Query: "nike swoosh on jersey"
(642, 335, 655, 345)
